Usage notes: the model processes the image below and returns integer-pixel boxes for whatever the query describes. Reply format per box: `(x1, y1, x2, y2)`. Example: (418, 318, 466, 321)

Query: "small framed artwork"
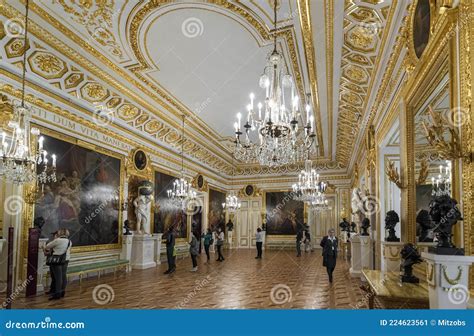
(133, 149, 148, 171)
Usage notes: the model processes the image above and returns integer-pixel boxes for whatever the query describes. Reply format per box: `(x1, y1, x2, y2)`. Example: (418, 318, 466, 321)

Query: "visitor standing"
(44, 228, 71, 300)
(216, 227, 225, 261)
(255, 227, 263, 259)
(164, 226, 176, 274)
(202, 228, 213, 262)
(189, 230, 199, 272)
(320, 228, 338, 283)
(296, 229, 303, 257)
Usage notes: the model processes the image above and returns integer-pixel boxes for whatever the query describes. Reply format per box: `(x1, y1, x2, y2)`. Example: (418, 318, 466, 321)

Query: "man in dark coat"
(164, 226, 176, 274)
(296, 229, 304, 257)
(320, 228, 338, 283)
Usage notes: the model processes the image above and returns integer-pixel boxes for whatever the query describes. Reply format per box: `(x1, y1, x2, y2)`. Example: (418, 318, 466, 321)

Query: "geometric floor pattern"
(13, 249, 368, 309)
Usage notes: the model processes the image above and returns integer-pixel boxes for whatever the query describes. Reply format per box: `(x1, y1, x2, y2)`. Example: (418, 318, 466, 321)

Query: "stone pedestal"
(422, 252, 474, 309)
(120, 234, 134, 262)
(227, 231, 234, 248)
(359, 235, 373, 280)
(131, 234, 156, 270)
(152, 233, 163, 265)
(36, 238, 49, 293)
(382, 241, 403, 272)
(349, 235, 361, 277)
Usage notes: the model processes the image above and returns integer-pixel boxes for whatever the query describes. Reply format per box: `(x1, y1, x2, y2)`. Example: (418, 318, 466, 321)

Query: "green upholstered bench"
(61, 259, 129, 284)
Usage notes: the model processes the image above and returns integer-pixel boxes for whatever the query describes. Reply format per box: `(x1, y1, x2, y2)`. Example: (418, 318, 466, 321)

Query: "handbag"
(46, 240, 70, 266)
(209, 238, 214, 245)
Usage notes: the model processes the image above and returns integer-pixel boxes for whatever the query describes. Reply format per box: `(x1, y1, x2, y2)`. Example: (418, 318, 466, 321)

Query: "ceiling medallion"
(233, 0, 316, 167)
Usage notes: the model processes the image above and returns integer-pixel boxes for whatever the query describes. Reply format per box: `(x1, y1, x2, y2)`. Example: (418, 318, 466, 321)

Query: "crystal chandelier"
(431, 160, 451, 197)
(167, 115, 196, 208)
(222, 156, 241, 213)
(0, 0, 56, 185)
(222, 192, 241, 214)
(233, 0, 315, 167)
(292, 159, 328, 202)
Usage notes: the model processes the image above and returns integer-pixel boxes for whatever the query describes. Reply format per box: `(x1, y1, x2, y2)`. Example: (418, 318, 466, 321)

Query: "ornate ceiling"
(0, 0, 408, 180)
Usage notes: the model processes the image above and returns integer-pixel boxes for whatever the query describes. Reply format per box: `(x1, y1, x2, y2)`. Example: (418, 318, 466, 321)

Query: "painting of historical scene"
(413, 0, 430, 58)
(153, 171, 187, 238)
(34, 135, 121, 247)
(208, 189, 225, 232)
(266, 192, 304, 235)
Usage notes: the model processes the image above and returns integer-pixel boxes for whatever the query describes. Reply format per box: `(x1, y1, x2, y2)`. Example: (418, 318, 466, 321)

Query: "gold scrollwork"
(385, 160, 403, 189)
(441, 265, 463, 286)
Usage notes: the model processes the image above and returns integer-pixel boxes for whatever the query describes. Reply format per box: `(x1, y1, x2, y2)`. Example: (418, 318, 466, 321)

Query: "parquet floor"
(13, 249, 368, 309)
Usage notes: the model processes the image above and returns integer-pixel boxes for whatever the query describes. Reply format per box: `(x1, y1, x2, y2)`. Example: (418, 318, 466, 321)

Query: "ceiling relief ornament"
(29, 51, 67, 79)
(51, 0, 123, 59)
(80, 82, 109, 102)
(335, 0, 393, 166)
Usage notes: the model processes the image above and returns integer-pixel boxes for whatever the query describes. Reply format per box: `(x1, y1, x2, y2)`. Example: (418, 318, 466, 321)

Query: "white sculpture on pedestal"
(133, 194, 152, 235)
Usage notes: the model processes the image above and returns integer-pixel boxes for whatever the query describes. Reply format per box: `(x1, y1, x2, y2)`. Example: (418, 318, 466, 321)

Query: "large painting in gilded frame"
(208, 188, 225, 232)
(265, 191, 304, 235)
(153, 170, 187, 239)
(33, 132, 123, 249)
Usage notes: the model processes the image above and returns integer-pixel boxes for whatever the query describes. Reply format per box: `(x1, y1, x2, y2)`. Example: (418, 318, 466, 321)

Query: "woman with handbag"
(44, 228, 72, 300)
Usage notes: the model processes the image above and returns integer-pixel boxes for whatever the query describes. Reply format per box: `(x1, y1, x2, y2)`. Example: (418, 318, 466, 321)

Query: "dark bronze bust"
(429, 195, 463, 255)
(400, 243, 423, 283)
(416, 209, 433, 242)
(123, 220, 132, 235)
(360, 218, 370, 236)
(385, 210, 400, 242)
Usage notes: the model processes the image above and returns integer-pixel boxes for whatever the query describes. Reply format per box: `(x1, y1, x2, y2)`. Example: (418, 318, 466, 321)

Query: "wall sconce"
(422, 106, 463, 161)
(385, 160, 403, 188)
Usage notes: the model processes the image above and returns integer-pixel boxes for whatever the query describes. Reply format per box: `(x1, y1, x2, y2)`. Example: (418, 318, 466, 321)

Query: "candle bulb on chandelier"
(249, 92, 255, 110)
(257, 102, 262, 119)
(237, 113, 242, 131)
(52, 154, 56, 167)
(305, 104, 310, 124)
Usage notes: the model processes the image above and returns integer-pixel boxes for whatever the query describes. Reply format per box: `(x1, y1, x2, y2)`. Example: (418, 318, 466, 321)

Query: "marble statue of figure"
(133, 194, 152, 234)
(351, 188, 363, 214)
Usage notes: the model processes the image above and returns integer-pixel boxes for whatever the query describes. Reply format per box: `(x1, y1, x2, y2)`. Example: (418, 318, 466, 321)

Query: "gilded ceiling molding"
(14, 0, 234, 166)
(335, 0, 396, 165)
(0, 8, 233, 176)
(296, 0, 324, 156)
(0, 79, 229, 186)
(127, 0, 311, 151)
(52, 0, 123, 58)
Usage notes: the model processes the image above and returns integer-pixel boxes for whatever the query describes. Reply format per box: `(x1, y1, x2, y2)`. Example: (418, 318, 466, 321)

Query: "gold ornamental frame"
(262, 189, 308, 240)
(402, 4, 462, 246)
(21, 125, 125, 268)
